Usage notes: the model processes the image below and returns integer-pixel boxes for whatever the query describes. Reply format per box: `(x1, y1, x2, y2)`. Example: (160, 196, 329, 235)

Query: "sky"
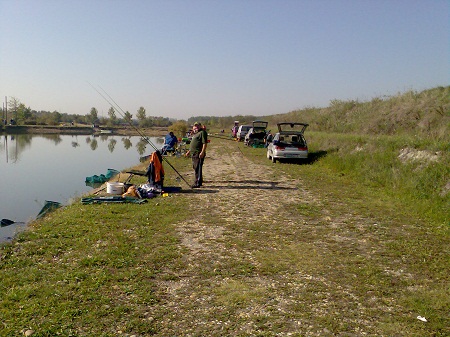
(0, 0, 448, 120)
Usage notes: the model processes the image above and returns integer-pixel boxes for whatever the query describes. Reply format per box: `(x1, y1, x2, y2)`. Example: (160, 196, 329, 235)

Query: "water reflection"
(108, 139, 117, 153)
(136, 139, 148, 156)
(1, 133, 167, 161)
(0, 133, 164, 243)
(0, 133, 166, 169)
(122, 138, 132, 150)
(90, 138, 98, 150)
(1, 134, 33, 163)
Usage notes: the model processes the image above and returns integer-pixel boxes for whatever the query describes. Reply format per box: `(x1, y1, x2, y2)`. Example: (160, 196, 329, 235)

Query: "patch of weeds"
(218, 258, 256, 277)
(255, 243, 325, 276)
(296, 203, 324, 218)
(214, 279, 267, 308)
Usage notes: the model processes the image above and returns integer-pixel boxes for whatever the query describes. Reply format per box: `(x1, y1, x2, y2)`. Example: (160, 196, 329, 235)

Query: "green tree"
(169, 121, 189, 138)
(107, 107, 117, 127)
(87, 107, 99, 125)
(17, 103, 32, 124)
(48, 110, 62, 125)
(136, 107, 147, 127)
(7, 97, 20, 123)
(124, 111, 133, 123)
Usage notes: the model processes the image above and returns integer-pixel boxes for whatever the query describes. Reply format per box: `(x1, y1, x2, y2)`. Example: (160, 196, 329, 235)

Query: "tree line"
(0, 97, 174, 128)
(1, 97, 264, 133)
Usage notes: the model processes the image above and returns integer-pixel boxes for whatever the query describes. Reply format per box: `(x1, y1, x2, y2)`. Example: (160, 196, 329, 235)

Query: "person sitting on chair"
(161, 131, 178, 155)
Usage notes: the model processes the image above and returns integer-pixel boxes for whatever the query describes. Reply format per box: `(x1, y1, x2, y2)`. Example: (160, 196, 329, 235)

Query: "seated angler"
(161, 131, 178, 155)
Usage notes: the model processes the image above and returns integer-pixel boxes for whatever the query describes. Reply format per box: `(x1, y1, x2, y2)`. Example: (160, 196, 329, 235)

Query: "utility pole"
(4, 96, 7, 124)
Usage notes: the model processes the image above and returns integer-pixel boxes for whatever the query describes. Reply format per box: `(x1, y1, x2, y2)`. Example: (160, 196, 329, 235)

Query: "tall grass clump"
(307, 131, 449, 224)
(264, 86, 449, 141)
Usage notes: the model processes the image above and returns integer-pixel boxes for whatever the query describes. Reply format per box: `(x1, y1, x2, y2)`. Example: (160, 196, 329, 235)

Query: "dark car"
(244, 120, 268, 146)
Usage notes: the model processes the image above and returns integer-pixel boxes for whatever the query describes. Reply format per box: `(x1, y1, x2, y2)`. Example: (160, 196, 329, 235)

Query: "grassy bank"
(306, 131, 449, 224)
(1, 134, 448, 336)
(0, 174, 188, 336)
(257, 86, 450, 141)
(1, 85, 448, 335)
(242, 136, 449, 335)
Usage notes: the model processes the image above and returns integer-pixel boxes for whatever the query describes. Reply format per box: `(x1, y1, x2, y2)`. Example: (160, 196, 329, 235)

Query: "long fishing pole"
(208, 134, 238, 142)
(97, 84, 192, 188)
(87, 82, 192, 188)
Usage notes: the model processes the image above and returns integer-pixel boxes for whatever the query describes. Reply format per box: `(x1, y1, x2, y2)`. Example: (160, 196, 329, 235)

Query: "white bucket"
(106, 182, 124, 195)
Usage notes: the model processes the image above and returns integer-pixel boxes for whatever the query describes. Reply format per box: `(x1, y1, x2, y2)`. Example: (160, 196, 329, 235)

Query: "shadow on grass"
(307, 149, 331, 164)
(275, 149, 334, 165)
(179, 180, 297, 193)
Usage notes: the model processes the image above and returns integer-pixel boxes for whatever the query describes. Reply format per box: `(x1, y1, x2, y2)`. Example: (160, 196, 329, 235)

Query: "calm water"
(0, 133, 163, 243)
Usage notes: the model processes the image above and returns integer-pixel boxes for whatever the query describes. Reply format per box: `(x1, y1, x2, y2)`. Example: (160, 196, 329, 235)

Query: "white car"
(236, 125, 252, 141)
(267, 122, 308, 163)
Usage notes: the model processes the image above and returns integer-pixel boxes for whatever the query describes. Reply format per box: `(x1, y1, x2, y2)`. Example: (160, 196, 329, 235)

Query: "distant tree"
(124, 111, 133, 123)
(36, 110, 61, 125)
(87, 107, 99, 125)
(7, 97, 20, 123)
(107, 107, 117, 126)
(136, 107, 147, 127)
(169, 121, 189, 138)
(49, 110, 62, 125)
(17, 103, 33, 124)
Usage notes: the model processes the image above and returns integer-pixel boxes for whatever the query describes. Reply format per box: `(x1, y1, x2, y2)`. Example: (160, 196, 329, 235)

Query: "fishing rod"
(87, 82, 192, 188)
(208, 134, 238, 142)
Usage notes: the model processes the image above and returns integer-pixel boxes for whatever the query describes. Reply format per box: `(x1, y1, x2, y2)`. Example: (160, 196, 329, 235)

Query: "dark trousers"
(192, 155, 205, 186)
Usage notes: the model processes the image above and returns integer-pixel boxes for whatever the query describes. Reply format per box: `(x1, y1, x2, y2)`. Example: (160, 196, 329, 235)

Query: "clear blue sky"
(0, 0, 448, 120)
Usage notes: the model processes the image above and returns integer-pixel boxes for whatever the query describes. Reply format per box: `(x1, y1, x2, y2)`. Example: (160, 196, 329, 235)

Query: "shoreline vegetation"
(0, 86, 448, 336)
(0, 125, 168, 137)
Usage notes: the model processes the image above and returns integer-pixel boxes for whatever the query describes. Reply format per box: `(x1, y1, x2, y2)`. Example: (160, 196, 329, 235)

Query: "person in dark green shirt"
(185, 122, 207, 188)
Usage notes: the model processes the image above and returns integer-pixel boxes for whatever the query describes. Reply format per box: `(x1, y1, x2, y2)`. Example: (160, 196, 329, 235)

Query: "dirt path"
(151, 141, 366, 336)
(149, 140, 431, 336)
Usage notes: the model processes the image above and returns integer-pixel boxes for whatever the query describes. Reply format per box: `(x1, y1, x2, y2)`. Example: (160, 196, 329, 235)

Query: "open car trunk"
(277, 122, 308, 134)
(246, 120, 269, 146)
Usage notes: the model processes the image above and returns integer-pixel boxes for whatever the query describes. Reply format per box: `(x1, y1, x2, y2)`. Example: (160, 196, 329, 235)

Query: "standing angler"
(185, 122, 208, 188)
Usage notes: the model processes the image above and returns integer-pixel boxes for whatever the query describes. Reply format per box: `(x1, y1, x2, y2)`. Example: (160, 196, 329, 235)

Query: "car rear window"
(279, 134, 305, 146)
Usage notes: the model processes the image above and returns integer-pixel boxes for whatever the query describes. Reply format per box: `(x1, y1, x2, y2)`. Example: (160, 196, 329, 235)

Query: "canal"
(0, 133, 163, 243)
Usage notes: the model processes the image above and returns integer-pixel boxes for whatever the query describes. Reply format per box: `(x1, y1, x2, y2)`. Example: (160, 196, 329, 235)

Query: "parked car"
(236, 125, 252, 141)
(266, 122, 308, 163)
(244, 120, 269, 146)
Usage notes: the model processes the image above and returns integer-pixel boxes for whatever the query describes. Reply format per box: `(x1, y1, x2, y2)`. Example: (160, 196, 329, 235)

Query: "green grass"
(1, 88, 449, 336)
(239, 137, 449, 336)
(1, 138, 449, 336)
(0, 194, 187, 336)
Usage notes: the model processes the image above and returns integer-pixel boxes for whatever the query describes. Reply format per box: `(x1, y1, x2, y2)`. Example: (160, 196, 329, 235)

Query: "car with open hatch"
(266, 122, 308, 163)
(244, 120, 269, 146)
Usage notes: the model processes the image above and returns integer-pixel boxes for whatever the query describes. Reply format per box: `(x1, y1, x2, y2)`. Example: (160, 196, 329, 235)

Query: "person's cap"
(194, 121, 201, 126)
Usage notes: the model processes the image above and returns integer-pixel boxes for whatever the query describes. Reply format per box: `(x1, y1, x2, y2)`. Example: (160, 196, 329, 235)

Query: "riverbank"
(0, 125, 168, 136)
(0, 138, 448, 336)
(0, 133, 164, 243)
